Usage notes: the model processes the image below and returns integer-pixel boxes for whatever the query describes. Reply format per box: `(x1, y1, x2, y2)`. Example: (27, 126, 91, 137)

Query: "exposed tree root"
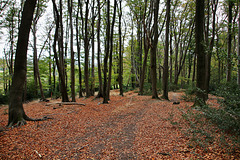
(7, 115, 53, 128)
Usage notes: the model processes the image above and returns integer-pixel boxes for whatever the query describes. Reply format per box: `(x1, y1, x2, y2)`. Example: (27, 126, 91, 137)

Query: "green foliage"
(0, 92, 9, 104)
(181, 105, 240, 151)
(211, 82, 240, 112)
(182, 86, 196, 102)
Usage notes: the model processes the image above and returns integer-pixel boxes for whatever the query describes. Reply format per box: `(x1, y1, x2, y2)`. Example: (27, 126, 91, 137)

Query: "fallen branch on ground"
(46, 102, 86, 106)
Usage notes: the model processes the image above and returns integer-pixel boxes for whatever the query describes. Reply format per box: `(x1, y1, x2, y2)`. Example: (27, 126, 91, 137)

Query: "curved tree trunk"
(8, 0, 49, 127)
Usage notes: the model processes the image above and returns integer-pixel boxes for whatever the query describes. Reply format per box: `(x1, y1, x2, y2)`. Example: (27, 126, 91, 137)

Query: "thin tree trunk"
(150, 0, 160, 99)
(118, 0, 123, 96)
(76, 1, 83, 98)
(91, 0, 95, 96)
(52, 0, 69, 102)
(96, 0, 103, 98)
(107, 0, 117, 100)
(162, 0, 170, 100)
(103, 0, 111, 103)
(68, 0, 75, 102)
(227, 0, 233, 82)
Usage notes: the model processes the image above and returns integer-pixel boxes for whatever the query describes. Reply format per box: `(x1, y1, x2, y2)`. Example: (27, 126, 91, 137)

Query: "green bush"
(0, 92, 9, 104)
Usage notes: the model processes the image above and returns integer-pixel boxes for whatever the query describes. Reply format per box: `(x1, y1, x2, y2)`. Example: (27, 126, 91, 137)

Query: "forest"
(0, 0, 240, 159)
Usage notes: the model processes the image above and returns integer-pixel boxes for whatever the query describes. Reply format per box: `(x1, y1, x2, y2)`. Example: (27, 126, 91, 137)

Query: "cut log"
(46, 102, 85, 106)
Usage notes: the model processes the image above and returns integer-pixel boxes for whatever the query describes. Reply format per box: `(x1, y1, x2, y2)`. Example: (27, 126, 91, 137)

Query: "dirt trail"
(0, 90, 238, 159)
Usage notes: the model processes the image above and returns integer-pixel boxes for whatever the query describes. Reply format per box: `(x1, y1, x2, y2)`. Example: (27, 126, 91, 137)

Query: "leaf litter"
(0, 90, 239, 159)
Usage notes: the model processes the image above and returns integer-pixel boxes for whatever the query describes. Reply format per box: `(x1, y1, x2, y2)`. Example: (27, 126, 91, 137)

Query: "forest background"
(0, 0, 240, 129)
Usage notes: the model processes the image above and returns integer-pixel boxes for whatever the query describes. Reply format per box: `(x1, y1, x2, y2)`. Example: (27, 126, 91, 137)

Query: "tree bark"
(68, 0, 75, 102)
(238, 1, 240, 85)
(91, 0, 95, 96)
(52, 0, 69, 102)
(118, 0, 123, 96)
(103, 0, 111, 103)
(96, 0, 103, 98)
(150, 0, 160, 99)
(227, 0, 233, 82)
(107, 0, 117, 100)
(162, 0, 170, 100)
(76, 1, 83, 98)
(194, 0, 206, 106)
(8, 0, 46, 127)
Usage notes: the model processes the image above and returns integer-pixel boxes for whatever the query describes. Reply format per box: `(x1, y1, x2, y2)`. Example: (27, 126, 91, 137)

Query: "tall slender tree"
(68, 0, 75, 101)
(150, 0, 160, 99)
(103, 0, 111, 103)
(162, 0, 171, 100)
(96, 0, 103, 98)
(227, 0, 233, 82)
(118, 0, 123, 96)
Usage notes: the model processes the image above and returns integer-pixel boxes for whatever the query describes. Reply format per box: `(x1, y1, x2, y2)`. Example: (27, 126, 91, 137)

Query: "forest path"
(0, 90, 237, 159)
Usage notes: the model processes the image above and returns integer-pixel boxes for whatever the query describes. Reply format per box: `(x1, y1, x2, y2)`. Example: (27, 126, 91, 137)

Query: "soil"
(0, 90, 239, 159)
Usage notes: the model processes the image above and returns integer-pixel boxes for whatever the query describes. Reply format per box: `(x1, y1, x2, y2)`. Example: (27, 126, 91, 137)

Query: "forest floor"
(0, 90, 239, 159)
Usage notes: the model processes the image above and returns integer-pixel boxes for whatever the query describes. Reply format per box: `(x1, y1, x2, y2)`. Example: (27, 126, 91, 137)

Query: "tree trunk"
(205, 0, 218, 97)
(91, 1, 95, 96)
(8, 0, 37, 127)
(52, 0, 69, 102)
(76, 1, 83, 98)
(96, 0, 103, 98)
(238, 1, 240, 85)
(107, 0, 117, 100)
(227, 0, 233, 82)
(194, 0, 206, 106)
(103, 0, 111, 103)
(118, 0, 123, 96)
(150, 0, 160, 99)
(68, 0, 75, 102)
(84, 0, 91, 98)
(162, 0, 170, 100)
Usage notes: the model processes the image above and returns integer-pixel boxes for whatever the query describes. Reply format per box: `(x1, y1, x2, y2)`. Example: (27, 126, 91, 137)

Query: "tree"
(226, 0, 233, 82)
(194, 0, 206, 106)
(96, 0, 103, 98)
(106, 0, 117, 100)
(150, 0, 160, 99)
(205, 0, 218, 97)
(118, 0, 123, 96)
(52, 0, 69, 102)
(161, 0, 171, 100)
(103, 0, 111, 103)
(238, 1, 240, 85)
(68, 0, 75, 102)
(8, 0, 48, 127)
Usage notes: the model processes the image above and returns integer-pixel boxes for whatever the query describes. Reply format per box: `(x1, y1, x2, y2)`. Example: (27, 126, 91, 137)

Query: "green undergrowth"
(180, 105, 240, 153)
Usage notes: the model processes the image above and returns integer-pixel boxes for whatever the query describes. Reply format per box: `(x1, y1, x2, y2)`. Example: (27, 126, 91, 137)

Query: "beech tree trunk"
(52, 0, 69, 102)
(162, 0, 170, 100)
(68, 0, 75, 102)
(194, 0, 206, 106)
(118, 0, 123, 96)
(107, 0, 117, 100)
(227, 0, 233, 82)
(8, 0, 37, 127)
(150, 0, 160, 99)
(76, 1, 83, 98)
(96, 0, 103, 98)
(103, 0, 111, 103)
